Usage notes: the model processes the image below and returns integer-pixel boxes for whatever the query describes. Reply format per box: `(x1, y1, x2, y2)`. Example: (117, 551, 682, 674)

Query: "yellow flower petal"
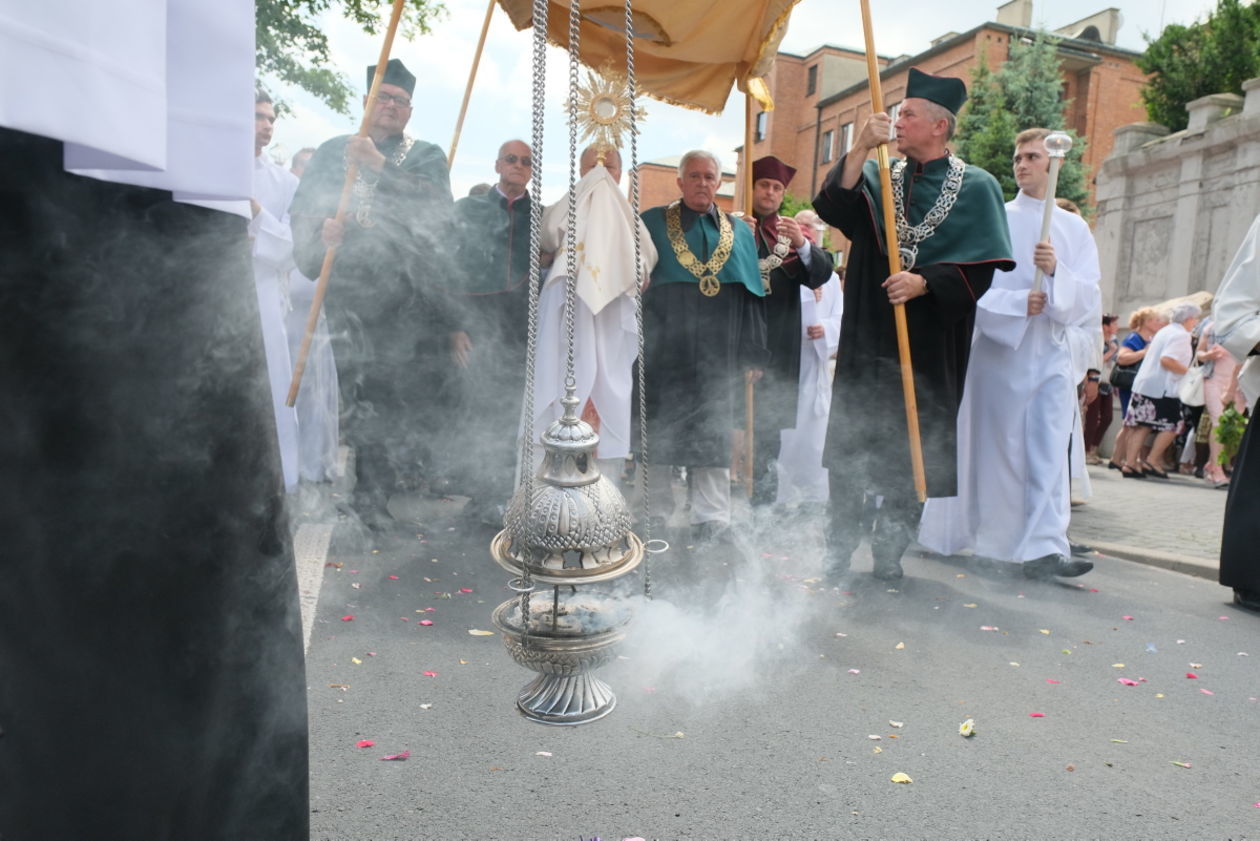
(890, 772, 913, 784)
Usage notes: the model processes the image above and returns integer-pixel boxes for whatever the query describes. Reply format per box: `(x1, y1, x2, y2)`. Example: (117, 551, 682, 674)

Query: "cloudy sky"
(265, 0, 1219, 202)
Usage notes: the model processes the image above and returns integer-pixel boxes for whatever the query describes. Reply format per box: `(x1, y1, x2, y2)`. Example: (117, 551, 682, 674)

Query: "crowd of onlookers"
(1091, 300, 1249, 488)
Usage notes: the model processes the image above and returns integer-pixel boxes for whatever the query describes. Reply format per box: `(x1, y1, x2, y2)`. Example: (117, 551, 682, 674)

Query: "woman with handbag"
(1118, 303, 1201, 478)
(1107, 307, 1166, 471)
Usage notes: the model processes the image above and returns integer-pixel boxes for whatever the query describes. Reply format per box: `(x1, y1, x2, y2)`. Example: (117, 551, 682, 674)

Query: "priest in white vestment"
(251, 92, 301, 491)
(919, 128, 1099, 579)
(776, 210, 843, 505)
(530, 145, 658, 483)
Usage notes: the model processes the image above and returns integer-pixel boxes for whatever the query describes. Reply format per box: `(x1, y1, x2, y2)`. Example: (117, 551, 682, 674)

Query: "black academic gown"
(1220, 412, 1260, 593)
(813, 153, 1012, 563)
(290, 132, 454, 505)
(751, 214, 833, 500)
(642, 204, 769, 467)
(0, 128, 308, 841)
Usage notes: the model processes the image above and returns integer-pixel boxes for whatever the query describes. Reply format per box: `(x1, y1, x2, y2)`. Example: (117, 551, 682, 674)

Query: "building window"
(807, 65, 818, 96)
(888, 101, 901, 125)
(821, 129, 835, 163)
(754, 111, 768, 142)
(840, 122, 853, 155)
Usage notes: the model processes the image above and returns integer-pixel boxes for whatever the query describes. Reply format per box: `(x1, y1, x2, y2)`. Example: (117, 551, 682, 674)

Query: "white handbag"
(1179, 364, 1206, 407)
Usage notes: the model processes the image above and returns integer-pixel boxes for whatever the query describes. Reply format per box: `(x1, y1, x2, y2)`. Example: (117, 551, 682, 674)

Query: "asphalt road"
(301, 497, 1258, 841)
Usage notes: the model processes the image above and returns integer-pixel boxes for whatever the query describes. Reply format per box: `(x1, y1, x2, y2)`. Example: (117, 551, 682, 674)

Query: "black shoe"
(1234, 589, 1260, 612)
(690, 520, 732, 545)
(1023, 553, 1094, 579)
(1106, 461, 1123, 471)
(822, 552, 852, 586)
(1069, 542, 1094, 556)
(1121, 466, 1146, 479)
(356, 504, 396, 533)
(872, 557, 904, 581)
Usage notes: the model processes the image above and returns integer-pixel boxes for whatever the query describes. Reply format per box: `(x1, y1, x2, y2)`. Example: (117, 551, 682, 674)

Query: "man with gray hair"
(813, 67, 1014, 581)
(640, 149, 768, 543)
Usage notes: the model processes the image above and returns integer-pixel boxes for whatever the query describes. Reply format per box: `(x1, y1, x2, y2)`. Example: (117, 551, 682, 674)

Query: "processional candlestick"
(1031, 131, 1074, 296)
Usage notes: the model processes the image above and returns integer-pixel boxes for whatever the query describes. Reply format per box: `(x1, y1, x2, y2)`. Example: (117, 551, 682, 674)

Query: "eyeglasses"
(501, 153, 532, 167)
(374, 93, 412, 108)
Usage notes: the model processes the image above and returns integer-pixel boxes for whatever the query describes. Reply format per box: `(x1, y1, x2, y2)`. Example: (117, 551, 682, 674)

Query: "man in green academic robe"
(641, 150, 768, 543)
(290, 59, 455, 530)
(812, 67, 1014, 582)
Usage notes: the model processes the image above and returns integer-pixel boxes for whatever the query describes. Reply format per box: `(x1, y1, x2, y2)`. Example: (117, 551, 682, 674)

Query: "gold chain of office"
(665, 200, 734, 297)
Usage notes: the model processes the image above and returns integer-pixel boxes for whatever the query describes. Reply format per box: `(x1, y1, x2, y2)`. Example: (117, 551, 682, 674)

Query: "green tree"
(1137, 0, 1260, 131)
(257, 0, 446, 116)
(953, 30, 1091, 212)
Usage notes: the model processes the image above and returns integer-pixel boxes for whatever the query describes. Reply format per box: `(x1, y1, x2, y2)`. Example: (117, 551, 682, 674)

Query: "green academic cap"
(904, 67, 967, 115)
(367, 58, 416, 96)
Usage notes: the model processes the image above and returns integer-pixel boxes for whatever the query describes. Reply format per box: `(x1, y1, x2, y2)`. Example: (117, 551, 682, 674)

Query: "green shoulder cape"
(859, 156, 1014, 270)
(642, 203, 764, 297)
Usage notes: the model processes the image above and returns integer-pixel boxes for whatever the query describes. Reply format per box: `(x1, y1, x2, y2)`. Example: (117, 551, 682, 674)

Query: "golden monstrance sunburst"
(568, 64, 645, 162)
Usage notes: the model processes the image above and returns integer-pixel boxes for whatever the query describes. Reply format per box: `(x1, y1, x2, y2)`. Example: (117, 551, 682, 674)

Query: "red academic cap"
(752, 155, 796, 187)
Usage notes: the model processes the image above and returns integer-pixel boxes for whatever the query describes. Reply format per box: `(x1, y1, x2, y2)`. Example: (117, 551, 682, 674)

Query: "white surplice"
(1, 0, 254, 209)
(920, 190, 1101, 563)
(776, 275, 843, 503)
(1213, 214, 1260, 406)
(285, 269, 341, 483)
(251, 153, 301, 490)
(530, 165, 658, 462)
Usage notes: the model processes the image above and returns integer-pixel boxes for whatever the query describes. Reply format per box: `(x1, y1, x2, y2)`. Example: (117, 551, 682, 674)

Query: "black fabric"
(813, 154, 1002, 501)
(290, 132, 455, 506)
(642, 206, 769, 467)
(750, 215, 833, 502)
(1220, 415, 1259, 592)
(0, 128, 309, 841)
(1109, 361, 1138, 391)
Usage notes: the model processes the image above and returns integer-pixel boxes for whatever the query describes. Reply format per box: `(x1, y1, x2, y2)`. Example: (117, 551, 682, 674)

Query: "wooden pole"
(744, 92, 756, 500)
(286, 0, 408, 407)
(448, 0, 496, 169)
(859, 0, 927, 503)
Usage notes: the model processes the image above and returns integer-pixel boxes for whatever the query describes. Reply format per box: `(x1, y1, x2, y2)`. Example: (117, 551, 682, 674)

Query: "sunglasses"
(501, 153, 532, 167)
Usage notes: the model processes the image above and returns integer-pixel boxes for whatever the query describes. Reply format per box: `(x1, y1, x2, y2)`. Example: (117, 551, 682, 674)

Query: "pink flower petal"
(1186, 672, 1199, 679)
(423, 671, 438, 677)
(418, 620, 434, 626)
(341, 615, 354, 622)
(460, 588, 474, 593)
(1117, 678, 1139, 686)
(1089, 588, 1099, 593)
(379, 750, 410, 761)
(1219, 616, 1230, 620)
(848, 669, 861, 675)
(356, 739, 375, 748)
(1123, 616, 1134, 621)
(1045, 679, 1061, 684)
(388, 575, 400, 580)
(1029, 712, 1046, 718)
(980, 626, 999, 631)
(1200, 688, 1215, 695)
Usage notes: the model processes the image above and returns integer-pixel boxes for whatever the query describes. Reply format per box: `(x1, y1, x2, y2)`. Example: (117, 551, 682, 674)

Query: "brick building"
(740, 0, 1149, 259)
(633, 155, 738, 214)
